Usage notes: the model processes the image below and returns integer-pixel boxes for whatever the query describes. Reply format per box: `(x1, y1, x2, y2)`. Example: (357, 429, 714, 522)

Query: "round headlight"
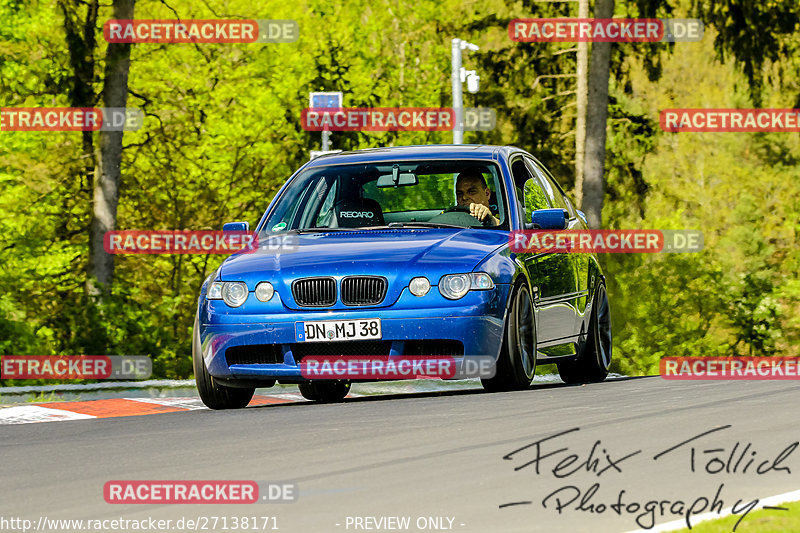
(409, 277, 431, 297)
(255, 281, 275, 302)
(222, 282, 249, 307)
(439, 274, 471, 300)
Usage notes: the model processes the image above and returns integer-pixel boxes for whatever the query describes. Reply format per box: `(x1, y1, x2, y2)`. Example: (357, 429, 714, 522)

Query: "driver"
(455, 170, 499, 226)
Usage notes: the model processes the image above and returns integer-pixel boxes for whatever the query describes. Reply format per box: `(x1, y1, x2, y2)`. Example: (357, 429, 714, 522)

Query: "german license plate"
(296, 319, 382, 342)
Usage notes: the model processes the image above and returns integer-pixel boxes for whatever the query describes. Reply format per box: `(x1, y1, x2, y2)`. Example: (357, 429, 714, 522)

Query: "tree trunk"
(87, 0, 135, 295)
(574, 0, 589, 208)
(58, 0, 98, 200)
(581, 0, 614, 228)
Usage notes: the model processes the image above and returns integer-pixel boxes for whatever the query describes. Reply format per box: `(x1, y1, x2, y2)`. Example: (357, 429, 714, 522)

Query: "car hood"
(219, 228, 508, 309)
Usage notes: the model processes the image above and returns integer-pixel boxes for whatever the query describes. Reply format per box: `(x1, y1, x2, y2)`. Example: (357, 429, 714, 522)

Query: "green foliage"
(664, 500, 800, 533)
(1, 0, 798, 383)
(603, 24, 800, 375)
(692, 0, 800, 106)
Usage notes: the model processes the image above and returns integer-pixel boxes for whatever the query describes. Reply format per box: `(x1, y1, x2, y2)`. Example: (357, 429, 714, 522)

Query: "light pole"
(575, 0, 589, 207)
(451, 38, 480, 144)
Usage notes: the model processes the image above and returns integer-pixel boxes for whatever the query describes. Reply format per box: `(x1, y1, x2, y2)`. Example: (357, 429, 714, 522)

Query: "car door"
(522, 156, 581, 345)
(532, 162, 592, 334)
(509, 155, 574, 345)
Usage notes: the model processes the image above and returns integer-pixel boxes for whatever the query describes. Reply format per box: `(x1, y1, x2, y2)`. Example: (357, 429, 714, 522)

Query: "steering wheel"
(440, 205, 493, 226)
(442, 205, 471, 214)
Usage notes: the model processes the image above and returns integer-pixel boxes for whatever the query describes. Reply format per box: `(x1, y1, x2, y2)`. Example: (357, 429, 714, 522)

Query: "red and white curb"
(0, 393, 347, 425)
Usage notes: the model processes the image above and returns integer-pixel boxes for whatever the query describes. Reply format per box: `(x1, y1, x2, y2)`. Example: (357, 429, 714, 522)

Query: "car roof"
(304, 144, 525, 167)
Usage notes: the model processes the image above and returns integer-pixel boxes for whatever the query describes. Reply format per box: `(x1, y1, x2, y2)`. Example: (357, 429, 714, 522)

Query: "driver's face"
(456, 176, 491, 207)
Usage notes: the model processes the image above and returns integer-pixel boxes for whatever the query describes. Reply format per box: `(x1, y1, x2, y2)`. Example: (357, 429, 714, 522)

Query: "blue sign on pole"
(308, 92, 342, 152)
(309, 92, 343, 109)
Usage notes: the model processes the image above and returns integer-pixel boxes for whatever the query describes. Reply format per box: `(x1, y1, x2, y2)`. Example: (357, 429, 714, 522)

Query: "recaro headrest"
(333, 198, 385, 228)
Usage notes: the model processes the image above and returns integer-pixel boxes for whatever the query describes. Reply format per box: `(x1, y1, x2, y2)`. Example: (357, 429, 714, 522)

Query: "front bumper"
(198, 285, 510, 382)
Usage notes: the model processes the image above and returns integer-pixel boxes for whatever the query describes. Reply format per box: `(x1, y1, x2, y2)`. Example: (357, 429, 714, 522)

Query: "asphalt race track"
(2, 377, 798, 533)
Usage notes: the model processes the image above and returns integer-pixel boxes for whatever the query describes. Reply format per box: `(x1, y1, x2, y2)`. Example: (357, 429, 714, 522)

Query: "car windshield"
(260, 160, 508, 233)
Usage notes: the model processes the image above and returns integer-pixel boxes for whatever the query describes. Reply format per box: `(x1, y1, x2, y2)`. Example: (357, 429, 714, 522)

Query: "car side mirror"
(531, 209, 568, 230)
(223, 221, 249, 232)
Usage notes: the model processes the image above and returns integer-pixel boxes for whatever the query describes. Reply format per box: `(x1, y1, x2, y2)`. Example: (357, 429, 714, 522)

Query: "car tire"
(481, 281, 537, 392)
(557, 282, 612, 384)
(192, 315, 255, 410)
(298, 380, 351, 403)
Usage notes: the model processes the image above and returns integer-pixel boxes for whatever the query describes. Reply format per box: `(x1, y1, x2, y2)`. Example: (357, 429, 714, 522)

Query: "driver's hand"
(469, 203, 498, 225)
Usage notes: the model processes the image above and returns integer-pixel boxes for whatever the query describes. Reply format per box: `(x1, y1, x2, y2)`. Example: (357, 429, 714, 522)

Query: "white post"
(321, 129, 331, 151)
(451, 38, 464, 144)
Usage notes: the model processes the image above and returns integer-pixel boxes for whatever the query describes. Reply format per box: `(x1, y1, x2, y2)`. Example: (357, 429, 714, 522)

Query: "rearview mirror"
(376, 164, 418, 187)
(377, 173, 418, 188)
(531, 209, 568, 230)
(223, 221, 249, 232)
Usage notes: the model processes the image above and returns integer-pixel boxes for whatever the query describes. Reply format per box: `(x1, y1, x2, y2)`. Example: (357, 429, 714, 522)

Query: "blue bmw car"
(193, 145, 612, 408)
